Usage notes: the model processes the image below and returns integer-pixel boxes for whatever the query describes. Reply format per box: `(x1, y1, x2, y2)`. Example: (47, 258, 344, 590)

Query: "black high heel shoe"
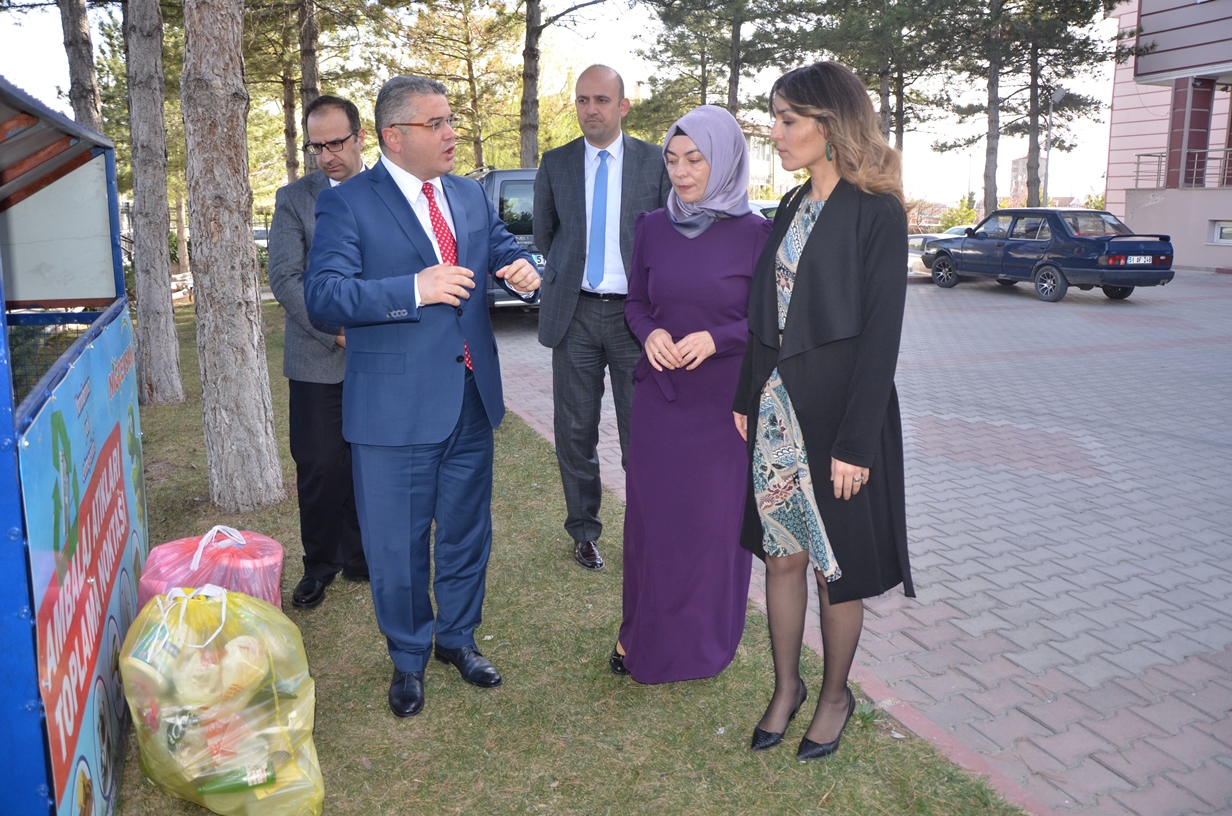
(609, 644, 629, 676)
(797, 687, 856, 762)
(750, 679, 808, 751)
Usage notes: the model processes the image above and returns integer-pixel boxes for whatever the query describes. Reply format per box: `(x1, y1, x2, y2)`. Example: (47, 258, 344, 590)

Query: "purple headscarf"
(662, 105, 752, 238)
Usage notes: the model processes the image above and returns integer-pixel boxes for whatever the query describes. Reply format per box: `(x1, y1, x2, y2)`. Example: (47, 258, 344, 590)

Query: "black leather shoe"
(574, 540, 604, 570)
(389, 669, 425, 718)
(797, 687, 856, 762)
(609, 645, 629, 676)
(291, 574, 335, 609)
(434, 644, 503, 688)
(341, 570, 370, 582)
(750, 679, 808, 751)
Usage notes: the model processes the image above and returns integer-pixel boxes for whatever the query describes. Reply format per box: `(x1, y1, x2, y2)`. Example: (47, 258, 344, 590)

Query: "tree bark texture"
(181, 0, 286, 512)
(123, 0, 185, 405)
(466, 51, 485, 170)
(298, 0, 320, 174)
(57, 0, 103, 132)
(519, 0, 542, 168)
(176, 193, 190, 277)
(283, 72, 300, 183)
(893, 68, 905, 149)
(878, 67, 891, 141)
(1026, 43, 1041, 207)
(982, 0, 1002, 216)
(726, 16, 741, 115)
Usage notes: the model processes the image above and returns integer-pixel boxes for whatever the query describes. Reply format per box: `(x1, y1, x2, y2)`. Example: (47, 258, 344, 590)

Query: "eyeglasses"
(304, 131, 358, 155)
(388, 114, 461, 133)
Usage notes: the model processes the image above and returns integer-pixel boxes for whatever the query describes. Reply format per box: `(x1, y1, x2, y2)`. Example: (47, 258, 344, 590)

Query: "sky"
(0, 2, 1118, 207)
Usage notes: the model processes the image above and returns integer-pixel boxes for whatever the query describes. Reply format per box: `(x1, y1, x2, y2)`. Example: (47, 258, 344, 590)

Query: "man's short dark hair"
(303, 94, 362, 136)
(374, 75, 449, 149)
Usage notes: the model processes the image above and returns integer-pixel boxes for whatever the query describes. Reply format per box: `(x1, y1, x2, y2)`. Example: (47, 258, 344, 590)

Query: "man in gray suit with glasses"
(268, 94, 369, 609)
(534, 65, 671, 572)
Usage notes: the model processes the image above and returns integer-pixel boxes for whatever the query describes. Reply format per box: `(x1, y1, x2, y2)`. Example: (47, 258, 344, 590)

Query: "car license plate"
(1127, 254, 1152, 264)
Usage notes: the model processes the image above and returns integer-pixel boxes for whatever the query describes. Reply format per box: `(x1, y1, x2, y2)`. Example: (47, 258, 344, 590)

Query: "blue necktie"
(587, 150, 610, 290)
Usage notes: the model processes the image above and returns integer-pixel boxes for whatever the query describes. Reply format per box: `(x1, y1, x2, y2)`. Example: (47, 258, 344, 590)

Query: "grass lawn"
(117, 302, 1025, 816)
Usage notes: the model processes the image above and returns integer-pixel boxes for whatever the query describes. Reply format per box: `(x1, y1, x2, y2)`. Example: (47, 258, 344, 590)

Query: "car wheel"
(997, 279, 1017, 286)
(1102, 285, 1134, 300)
(931, 255, 959, 288)
(1034, 265, 1068, 302)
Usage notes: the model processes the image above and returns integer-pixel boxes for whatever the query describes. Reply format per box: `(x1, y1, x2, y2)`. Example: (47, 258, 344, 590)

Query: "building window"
(1214, 222, 1232, 244)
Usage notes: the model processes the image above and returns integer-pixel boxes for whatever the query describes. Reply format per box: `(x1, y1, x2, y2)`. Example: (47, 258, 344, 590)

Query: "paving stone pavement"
(491, 271, 1232, 816)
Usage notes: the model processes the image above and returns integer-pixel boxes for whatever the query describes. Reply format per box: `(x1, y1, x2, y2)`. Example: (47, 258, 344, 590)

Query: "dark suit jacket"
(304, 159, 532, 446)
(734, 179, 914, 603)
(533, 133, 671, 348)
(268, 170, 345, 384)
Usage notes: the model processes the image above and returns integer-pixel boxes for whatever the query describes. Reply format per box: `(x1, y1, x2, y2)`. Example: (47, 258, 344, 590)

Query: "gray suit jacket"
(533, 133, 671, 348)
(268, 170, 346, 383)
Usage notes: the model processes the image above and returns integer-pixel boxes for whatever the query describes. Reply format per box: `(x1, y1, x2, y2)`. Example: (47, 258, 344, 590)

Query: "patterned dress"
(752, 197, 841, 579)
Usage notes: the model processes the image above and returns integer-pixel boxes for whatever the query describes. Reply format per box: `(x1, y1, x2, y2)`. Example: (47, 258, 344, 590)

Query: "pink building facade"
(1105, 0, 1232, 272)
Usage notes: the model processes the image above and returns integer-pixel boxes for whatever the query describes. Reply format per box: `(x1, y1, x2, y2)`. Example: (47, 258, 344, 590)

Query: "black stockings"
(756, 551, 810, 733)
(803, 575, 863, 743)
(758, 552, 865, 743)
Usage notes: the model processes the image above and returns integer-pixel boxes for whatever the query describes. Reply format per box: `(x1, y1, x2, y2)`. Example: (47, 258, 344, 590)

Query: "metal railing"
(1134, 149, 1232, 189)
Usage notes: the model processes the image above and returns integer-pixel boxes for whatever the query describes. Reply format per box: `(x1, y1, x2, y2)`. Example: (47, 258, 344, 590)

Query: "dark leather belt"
(579, 289, 626, 301)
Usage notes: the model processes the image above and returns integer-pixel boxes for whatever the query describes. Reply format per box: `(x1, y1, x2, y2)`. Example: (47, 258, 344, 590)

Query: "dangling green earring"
(825, 141, 833, 161)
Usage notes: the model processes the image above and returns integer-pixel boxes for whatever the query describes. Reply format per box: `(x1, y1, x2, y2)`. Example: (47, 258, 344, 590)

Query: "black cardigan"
(734, 178, 914, 602)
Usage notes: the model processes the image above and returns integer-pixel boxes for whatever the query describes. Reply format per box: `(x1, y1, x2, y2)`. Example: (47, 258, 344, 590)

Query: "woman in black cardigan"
(733, 62, 913, 762)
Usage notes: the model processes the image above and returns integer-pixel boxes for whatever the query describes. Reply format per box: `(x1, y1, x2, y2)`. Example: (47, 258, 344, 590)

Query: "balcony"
(1134, 149, 1232, 189)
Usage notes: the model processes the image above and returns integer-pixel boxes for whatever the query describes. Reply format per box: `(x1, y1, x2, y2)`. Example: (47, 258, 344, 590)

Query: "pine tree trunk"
(519, 0, 542, 168)
(298, 0, 320, 174)
(982, 0, 1002, 216)
(181, 0, 286, 512)
(176, 193, 190, 277)
(283, 72, 300, 183)
(1026, 43, 1041, 207)
(894, 67, 905, 150)
(467, 57, 485, 170)
(124, 0, 185, 405)
(878, 66, 891, 141)
(726, 16, 741, 115)
(56, 0, 103, 132)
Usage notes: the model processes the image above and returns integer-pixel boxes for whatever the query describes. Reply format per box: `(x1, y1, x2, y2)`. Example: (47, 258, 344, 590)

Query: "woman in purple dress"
(611, 105, 773, 683)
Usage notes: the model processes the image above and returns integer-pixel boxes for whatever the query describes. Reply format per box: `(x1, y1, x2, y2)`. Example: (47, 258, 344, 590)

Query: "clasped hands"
(418, 258, 541, 307)
(645, 328, 715, 372)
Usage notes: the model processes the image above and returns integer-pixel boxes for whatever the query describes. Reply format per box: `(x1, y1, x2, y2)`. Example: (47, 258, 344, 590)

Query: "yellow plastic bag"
(120, 585, 324, 816)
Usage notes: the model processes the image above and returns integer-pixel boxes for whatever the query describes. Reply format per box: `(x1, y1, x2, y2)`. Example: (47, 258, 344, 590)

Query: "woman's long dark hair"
(770, 61, 904, 207)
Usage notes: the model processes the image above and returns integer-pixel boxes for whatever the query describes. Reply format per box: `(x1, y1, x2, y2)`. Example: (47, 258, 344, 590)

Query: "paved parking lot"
(492, 270, 1232, 816)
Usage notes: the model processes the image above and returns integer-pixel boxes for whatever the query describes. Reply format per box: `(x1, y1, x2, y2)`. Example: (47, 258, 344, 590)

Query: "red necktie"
(422, 181, 471, 370)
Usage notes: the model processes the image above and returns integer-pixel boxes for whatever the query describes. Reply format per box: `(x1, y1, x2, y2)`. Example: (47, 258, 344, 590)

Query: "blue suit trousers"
(351, 372, 495, 672)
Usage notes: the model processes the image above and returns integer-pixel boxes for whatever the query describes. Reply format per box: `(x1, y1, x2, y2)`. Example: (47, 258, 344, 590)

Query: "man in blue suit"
(305, 75, 539, 718)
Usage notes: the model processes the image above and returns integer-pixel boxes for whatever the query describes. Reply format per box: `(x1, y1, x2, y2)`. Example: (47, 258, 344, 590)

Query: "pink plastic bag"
(140, 526, 284, 610)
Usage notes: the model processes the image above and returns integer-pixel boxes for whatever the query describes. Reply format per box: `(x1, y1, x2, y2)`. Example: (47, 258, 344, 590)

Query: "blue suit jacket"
(304, 159, 533, 447)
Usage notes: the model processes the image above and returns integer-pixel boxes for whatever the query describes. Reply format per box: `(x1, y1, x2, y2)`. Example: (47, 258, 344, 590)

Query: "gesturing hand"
(418, 264, 475, 306)
(644, 328, 684, 372)
(495, 258, 541, 293)
(677, 330, 716, 370)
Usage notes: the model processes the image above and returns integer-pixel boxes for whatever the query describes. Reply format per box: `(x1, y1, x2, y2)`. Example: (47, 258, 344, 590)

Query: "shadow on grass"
(117, 304, 1024, 816)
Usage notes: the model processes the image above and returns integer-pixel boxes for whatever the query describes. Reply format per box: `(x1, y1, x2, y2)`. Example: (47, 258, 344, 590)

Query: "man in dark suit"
(268, 94, 369, 610)
(533, 65, 671, 571)
(305, 75, 539, 718)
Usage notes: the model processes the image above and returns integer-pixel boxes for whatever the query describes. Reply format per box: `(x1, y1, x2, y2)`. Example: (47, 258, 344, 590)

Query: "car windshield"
(1060, 212, 1133, 237)
(499, 179, 534, 235)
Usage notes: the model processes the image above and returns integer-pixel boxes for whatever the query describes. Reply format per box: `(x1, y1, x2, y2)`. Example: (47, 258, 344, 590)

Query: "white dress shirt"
(380, 154, 456, 307)
(583, 133, 626, 294)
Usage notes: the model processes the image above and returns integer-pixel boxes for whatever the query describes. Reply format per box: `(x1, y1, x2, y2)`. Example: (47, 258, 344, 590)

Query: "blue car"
(921, 208, 1174, 302)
